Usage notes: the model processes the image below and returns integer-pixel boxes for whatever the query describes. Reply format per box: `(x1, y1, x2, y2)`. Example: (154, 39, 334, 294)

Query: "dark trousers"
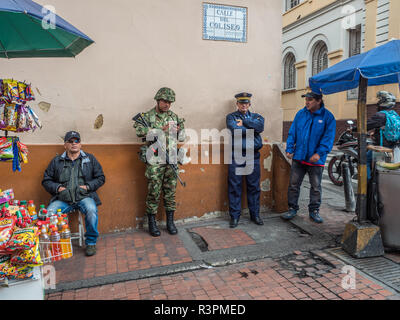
(287, 160, 324, 212)
(228, 154, 261, 219)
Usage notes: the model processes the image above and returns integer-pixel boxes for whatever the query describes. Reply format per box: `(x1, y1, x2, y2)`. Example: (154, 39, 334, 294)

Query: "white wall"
(2, 0, 283, 144)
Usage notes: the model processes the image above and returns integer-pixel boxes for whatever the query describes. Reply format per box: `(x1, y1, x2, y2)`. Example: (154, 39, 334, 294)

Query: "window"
(312, 41, 328, 76)
(283, 53, 296, 90)
(286, 0, 300, 11)
(347, 25, 361, 100)
(349, 25, 361, 57)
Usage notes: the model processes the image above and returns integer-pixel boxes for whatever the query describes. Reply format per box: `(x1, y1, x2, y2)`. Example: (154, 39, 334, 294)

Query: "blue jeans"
(47, 197, 99, 245)
(288, 160, 324, 212)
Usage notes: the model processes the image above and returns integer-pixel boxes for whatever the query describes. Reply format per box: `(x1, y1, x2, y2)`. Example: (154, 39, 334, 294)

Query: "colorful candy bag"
(3, 80, 19, 102)
(0, 258, 34, 280)
(0, 137, 13, 161)
(0, 189, 14, 205)
(6, 227, 39, 251)
(24, 84, 35, 101)
(27, 106, 42, 129)
(17, 82, 26, 101)
(17, 141, 28, 163)
(16, 105, 28, 132)
(10, 240, 42, 267)
(0, 216, 16, 252)
(4, 104, 18, 131)
(0, 102, 5, 129)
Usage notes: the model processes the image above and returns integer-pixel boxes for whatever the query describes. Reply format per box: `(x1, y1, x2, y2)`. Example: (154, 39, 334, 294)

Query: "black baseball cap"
(64, 131, 81, 142)
(302, 92, 323, 100)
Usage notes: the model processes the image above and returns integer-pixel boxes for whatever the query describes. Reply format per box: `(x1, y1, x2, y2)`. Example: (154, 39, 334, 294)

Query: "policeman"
(134, 87, 185, 237)
(226, 92, 265, 228)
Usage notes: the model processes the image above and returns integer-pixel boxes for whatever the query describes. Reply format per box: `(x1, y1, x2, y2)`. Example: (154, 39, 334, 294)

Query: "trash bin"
(377, 166, 400, 249)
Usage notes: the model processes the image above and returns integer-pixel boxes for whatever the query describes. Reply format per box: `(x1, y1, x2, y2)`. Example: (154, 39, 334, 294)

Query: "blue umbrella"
(0, 0, 94, 58)
(308, 39, 400, 226)
(309, 39, 400, 94)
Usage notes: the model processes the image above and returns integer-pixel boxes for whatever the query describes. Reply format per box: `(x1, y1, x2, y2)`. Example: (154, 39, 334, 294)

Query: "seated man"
(42, 131, 105, 256)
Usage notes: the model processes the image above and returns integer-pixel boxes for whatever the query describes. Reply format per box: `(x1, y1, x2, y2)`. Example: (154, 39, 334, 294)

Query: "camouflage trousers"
(145, 164, 177, 215)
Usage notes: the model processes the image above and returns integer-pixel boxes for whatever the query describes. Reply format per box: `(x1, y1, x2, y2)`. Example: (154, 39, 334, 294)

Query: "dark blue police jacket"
(226, 110, 264, 155)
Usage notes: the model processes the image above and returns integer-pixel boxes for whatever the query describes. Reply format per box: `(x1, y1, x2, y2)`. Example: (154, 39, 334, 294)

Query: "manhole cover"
(327, 247, 400, 292)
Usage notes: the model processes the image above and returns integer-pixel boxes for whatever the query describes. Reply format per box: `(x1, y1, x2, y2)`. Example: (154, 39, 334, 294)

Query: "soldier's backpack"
(380, 110, 400, 143)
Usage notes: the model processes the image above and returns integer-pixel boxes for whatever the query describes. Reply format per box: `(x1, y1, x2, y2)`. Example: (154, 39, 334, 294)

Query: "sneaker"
(85, 245, 96, 256)
(281, 208, 297, 220)
(309, 210, 323, 223)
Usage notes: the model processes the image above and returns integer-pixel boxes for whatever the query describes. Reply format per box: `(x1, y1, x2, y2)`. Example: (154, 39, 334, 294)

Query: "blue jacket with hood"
(286, 104, 336, 166)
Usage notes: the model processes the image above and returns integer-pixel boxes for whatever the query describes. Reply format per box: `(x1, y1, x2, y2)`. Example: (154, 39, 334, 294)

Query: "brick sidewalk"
(46, 252, 400, 300)
(46, 203, 400, 300)
(189, 226, 256, 250)
(53, 230, 192, 284)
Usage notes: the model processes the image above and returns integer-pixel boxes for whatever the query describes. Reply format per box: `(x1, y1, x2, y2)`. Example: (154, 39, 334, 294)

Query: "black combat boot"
(147, 214, 161, 237)
(166, 211, 178, 235)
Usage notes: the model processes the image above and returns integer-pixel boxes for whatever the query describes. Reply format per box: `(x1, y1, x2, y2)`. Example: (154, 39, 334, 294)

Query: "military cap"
(235, 92, 252, 104)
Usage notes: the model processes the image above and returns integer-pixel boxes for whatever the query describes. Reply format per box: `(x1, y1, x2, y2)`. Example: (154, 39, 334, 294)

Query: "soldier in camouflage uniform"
(134, 87, 185, 237)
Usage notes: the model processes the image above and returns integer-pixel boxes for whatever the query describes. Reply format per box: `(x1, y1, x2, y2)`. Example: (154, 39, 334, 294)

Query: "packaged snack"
(17, 105, 28, 132)
(0, 189, 14, 205)
(0, 102, 5, 129)
(0, 259, 34, 280)
(4, 104, 18, 131)
(25, 108, 36, 131)
(24, 84, 35, 101)
(17, 141, 28, 164)
(3, 80, 19, 102)
(11, 241, 43, 267)
(27, 106, 42, 129)
(0, 216, 16, 251)
(0, 138, 13, 161)
(6, 226, 39, 251)
(17, 82, 26, 101)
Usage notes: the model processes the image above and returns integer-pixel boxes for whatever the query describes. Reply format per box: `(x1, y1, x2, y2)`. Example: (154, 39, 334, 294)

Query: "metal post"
(356, 76, 368, 223)
(342, 162, 356, 212)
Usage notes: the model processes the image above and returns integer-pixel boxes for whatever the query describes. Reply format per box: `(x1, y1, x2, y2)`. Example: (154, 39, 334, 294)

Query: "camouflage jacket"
(134, 107, 185, 152)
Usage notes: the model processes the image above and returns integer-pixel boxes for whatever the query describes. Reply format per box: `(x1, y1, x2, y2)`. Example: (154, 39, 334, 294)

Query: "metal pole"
(342, 162, 356, 212)
(356, 76, 368, 223)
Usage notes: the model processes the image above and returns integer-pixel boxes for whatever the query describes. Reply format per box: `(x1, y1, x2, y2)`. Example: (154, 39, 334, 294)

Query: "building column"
(388, 0, 400, 39)
(327, 50, 345, 118)
(295, 60, 308, 107)
(364, 0, 378, 51)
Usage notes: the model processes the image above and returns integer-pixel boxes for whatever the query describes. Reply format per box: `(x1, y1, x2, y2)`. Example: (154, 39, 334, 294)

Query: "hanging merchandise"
(0, 79, 42, 172)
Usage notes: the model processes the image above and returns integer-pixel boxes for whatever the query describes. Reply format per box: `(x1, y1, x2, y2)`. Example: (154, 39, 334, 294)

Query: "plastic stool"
(70, 210, 85, 247)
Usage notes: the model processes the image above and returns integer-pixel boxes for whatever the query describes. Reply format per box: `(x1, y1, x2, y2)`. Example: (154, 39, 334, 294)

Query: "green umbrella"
(0, 0, 94, 58)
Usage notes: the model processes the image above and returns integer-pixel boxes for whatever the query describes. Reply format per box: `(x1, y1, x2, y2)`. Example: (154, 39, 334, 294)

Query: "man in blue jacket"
(282, 92, 336, 223)
(226, 92, 265, 228)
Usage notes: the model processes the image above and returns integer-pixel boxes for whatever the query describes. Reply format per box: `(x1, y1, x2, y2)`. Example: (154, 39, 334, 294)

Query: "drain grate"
(188, 231, 209, 252)
(327, 247, 400, 292)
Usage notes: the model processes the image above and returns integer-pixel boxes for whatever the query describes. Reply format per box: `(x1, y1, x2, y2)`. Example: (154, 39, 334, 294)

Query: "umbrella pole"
(341, 75, 384, 258)
(356, 75, 368, 223)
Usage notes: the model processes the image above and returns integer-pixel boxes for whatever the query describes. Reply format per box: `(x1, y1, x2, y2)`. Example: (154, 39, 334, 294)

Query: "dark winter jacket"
(42, 150, 105, 206)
